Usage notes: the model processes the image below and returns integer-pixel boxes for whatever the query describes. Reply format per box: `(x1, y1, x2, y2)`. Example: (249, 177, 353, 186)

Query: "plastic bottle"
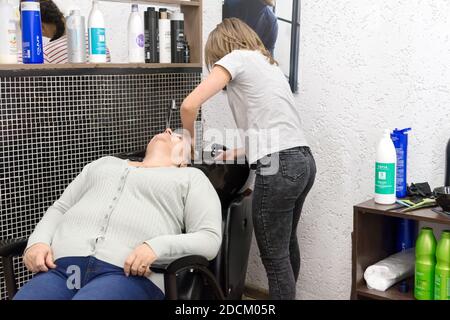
(391, 128, 411, 198)
(88, 0, 106, 63)
(66, 10, 86, 63)
(0, 0, 18, 64)
(144, 7, 159, 63)
(128, 4, 144, 63)
(158, 8, 171, 63)
(414, 227, 437, 300)
(435, 230, 450, 300)
(374, 129, 397, 204)
(446, 138, 449, 186)
(20, 0, 44, 64)
(170, 10, 185, 63)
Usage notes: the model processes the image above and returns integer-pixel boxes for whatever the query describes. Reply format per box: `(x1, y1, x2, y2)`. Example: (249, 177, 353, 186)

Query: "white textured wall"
(202, 0, 450, 300)
(24, 0, 450, 300)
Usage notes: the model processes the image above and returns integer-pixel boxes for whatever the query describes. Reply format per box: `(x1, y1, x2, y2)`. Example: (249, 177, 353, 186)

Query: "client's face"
(146, 129, 191, 166)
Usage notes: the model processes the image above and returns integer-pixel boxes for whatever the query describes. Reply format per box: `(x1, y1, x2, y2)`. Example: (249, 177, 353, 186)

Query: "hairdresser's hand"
(214, 148, 245, 161)
(124, 243, 158, 277)
(23, 243, 57, 273)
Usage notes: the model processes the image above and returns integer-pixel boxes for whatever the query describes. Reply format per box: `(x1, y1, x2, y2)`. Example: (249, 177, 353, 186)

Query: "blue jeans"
(13, 256, 164, 300)
(252, 146, 316, 300)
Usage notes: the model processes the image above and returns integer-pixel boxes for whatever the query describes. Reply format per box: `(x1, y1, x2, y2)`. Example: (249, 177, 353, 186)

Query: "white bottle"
(0, 0, 18, 64)
(88, 0, 107, 63)
(158, 8, 171, 63)
(374, 129, 397, 204)
(66, 10, 86, 63)
(128, 4, 145, 63)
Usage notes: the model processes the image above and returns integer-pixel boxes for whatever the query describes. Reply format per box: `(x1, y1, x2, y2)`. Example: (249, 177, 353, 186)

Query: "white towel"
(363, 248, 415, 291)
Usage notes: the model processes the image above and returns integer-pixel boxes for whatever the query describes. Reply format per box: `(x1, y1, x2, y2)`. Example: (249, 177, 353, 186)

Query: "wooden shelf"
(0, 63, 202, 71)
(352, 199, 450, 300)
(355, 199, 450, 225)
(104, 0, 200, 7)
(356, 278, 415, 300)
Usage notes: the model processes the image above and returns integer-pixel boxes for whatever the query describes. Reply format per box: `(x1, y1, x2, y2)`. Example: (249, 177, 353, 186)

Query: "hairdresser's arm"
(181, 66, 231, 140)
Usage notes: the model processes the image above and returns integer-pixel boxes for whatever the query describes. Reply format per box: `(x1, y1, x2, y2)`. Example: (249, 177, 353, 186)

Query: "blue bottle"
(391, 128, 411, 198)
(21, 0, 44, 64)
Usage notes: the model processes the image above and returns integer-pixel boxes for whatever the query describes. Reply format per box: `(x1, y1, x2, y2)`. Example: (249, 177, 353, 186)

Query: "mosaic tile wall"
(0, 69, 202, 299)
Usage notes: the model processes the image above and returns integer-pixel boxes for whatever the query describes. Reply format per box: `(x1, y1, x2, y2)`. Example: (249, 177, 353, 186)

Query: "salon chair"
(0, 147, 254, 300)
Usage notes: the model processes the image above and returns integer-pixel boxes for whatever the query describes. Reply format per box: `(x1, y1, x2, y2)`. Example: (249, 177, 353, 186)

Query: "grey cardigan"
(26, 156, 222, 292)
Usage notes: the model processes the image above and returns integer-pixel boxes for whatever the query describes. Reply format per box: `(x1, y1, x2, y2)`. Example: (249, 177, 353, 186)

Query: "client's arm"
(124, 170, 222, 277)
(145, 171, 222, 261)
(24, 161, 93, 272)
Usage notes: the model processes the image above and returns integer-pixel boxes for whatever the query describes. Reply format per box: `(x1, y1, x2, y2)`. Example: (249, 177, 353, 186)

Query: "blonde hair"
(261, 0, 275, 6)
(205, 18, 277, 70)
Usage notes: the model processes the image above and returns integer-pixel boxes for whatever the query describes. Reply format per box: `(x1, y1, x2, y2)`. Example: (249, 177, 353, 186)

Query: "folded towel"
(364, 248, 415, 291)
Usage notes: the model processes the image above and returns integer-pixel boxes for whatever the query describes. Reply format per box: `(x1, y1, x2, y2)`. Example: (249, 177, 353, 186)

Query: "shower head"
(166, 99, 177, 129)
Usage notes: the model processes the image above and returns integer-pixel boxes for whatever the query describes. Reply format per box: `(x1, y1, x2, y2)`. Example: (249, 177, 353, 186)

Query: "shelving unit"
(352, 199, 450, 300)
(0, 63, 201, 70)
(104, 0, 203, 65)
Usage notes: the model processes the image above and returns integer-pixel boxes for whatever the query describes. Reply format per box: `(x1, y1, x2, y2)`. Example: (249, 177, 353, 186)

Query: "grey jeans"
(252, 146, 316, 300)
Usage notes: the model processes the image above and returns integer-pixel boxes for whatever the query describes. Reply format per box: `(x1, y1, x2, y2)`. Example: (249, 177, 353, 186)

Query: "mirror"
(222, 0, 301, 93)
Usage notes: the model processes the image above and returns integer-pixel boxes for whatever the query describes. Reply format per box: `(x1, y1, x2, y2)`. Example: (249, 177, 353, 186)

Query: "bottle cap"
(70, 9, 81, 16)
(131, 4, 138, 12)
(147, 7, 155, 12)
(170, 11, 184, 21)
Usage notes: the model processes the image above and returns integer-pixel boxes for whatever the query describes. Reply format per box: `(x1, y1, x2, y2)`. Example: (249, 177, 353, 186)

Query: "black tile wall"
(0, 70, 202, 300)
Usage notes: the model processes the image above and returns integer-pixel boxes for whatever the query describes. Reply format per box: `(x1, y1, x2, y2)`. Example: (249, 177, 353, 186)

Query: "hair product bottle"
(435, 230, 450, 300)
(20, 0, 43, 64)
(374, 129, 397, 204)
(88, 0, 106, 63)
(127, 4, 144, 63)
(0, 0, 18, 64)
(170, 10, 185, 63)
(414, 227, 437, 300)
(144, 7, 159, 63)
(158, 8, 171, 63)
(66, 10, 86, 63)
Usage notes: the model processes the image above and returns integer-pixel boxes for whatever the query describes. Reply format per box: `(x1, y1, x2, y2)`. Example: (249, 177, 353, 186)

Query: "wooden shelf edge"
(354, 199, 450, 226)
(0, 63, 202, 71)
(104, 0, 200, 7)
(356, 279, 415, 300)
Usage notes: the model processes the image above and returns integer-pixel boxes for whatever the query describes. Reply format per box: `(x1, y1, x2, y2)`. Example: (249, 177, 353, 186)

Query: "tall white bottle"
(128, 4, 145, 63)
(66, 9, 86, 63)
(158, 8, 171, 63)
(88, 0, 107, 63)
(0, 0, 18, 64)
(374, 129, 397, 204)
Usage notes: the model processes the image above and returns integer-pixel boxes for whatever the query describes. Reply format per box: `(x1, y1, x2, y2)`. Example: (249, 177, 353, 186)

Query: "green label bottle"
(415, 227, 437, 300)
(435, 230, 450, 300)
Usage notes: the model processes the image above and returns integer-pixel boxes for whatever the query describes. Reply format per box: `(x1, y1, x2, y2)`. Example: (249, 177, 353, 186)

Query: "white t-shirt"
(215, 49, 309, 164)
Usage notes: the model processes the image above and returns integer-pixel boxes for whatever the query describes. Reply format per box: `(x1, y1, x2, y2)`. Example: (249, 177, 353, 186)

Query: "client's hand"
(124, 243, 158, 277)
(23, 243, 57, 273)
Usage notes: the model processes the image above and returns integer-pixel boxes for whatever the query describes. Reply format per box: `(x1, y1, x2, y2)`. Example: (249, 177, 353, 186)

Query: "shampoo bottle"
(414, 227, 437, 300)
(374, 129, 397, 204)
(128, 4, 144, 63)
(434, 230, 450, 300)
(88, 0, 106, 63)
(144, 7, 159, 63)
(66, 10, 86, 63)
(158, 8, 171, 63)
(0, 0, 18, 64)
(170, 10, 185, 63)
(20, 0, 44, 64)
